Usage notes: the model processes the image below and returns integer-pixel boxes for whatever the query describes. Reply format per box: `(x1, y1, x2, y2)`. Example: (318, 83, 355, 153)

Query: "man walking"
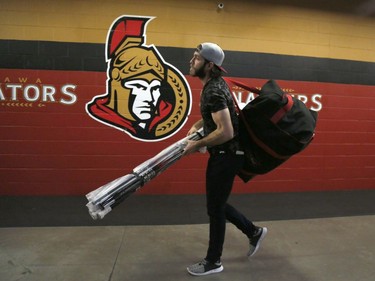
(183, 42, 267, 276)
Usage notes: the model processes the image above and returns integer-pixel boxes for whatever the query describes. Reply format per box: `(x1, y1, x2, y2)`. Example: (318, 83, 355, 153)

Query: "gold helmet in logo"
(107, 41, 166, 121)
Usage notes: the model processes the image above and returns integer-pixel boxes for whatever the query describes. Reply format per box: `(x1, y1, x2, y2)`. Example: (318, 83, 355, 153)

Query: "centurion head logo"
(86, 15, 191, 141)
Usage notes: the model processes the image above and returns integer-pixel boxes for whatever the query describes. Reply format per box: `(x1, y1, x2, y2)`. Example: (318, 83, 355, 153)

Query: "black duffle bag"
(225, 78, 318, 182)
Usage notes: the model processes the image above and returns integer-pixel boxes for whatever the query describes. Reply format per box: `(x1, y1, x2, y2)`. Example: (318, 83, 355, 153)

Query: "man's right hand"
(187, 126, 198, 136)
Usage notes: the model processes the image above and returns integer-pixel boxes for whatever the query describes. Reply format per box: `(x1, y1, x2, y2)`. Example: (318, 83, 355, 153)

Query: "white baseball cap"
(197, 42, 227, 73)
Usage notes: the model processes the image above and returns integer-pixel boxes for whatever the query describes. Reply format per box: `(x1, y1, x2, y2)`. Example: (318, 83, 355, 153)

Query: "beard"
(190, 62, 207, 79)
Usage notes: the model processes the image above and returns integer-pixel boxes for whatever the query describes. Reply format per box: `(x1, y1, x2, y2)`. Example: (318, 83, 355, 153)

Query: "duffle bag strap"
(224, 78, 261, 95)
(223, 78, 259, 115)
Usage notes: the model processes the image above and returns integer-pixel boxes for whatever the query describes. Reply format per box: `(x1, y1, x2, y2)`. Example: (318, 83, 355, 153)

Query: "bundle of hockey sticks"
(86, 128, 204, 219)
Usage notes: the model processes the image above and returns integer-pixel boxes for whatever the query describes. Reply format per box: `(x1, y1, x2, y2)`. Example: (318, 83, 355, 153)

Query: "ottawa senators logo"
(86, 15, 191, 141)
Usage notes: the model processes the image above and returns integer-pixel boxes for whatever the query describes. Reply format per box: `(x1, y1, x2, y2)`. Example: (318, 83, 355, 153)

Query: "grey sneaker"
(187, 259, 223, 276)
(248, 227, 268, 257)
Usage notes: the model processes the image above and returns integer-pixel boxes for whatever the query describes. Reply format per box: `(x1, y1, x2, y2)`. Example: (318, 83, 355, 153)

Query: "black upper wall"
(1, 39, 374, 86)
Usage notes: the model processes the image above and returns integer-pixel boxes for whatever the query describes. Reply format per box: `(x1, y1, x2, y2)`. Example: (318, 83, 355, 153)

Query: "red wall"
(1, 69, 374, 195)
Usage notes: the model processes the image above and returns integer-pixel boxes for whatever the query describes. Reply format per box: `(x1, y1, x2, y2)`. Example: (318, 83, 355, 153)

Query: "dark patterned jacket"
(200, 76, 241, 155)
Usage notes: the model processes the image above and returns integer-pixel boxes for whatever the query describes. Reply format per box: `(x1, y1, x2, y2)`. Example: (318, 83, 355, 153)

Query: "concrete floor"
(1, 215, 374, 281)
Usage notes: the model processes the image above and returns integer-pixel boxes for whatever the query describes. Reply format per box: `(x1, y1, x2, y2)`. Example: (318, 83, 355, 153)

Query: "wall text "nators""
(1, 77, 77, 106)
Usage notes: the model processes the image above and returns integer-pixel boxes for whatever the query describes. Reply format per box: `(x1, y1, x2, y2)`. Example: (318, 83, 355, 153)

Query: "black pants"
(205, 152, 256, 263)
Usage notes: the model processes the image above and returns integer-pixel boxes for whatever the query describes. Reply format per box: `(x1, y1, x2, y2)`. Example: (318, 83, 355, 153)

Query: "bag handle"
(225, 78, 294, 123)
(270, 94, 294, 124)
(224, 78, 291, 160)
